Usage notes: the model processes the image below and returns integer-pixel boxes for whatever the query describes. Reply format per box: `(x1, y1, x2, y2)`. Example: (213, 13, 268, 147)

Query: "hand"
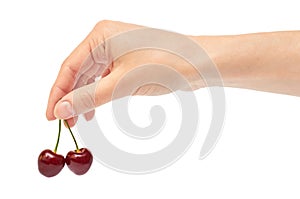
(47, 20, 300, 127)
(46, 20, 202, 126)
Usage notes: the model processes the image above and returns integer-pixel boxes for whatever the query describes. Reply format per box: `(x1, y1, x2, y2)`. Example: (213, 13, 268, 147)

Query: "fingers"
(64, 116, 78, 128)
(84, 110, 95, 121)
(46, 38, 93, 120)
(53, 72, 119, 120)
(73, 63, 106, 90)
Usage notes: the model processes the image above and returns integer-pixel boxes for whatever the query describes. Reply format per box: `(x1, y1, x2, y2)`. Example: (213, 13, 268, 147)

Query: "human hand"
(47, 20, 300, 127)
(46, 20, 203, 126)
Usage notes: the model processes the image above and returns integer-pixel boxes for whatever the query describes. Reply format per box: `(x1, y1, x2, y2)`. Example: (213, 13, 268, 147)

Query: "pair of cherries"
(38, 120, 93, 177)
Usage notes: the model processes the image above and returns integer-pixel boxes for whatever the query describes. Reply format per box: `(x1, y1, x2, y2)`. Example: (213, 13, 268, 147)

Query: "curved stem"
(53, 120, 62, 153)
(64, 120, 79, 152)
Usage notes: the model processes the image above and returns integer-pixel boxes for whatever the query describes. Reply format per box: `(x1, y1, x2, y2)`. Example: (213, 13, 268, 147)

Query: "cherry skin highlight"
(38, 149, 65, 177)
(65, 148, 93, 175)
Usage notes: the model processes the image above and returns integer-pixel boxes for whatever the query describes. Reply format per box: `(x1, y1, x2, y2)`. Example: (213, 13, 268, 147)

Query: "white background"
(0, 0, 300, 198)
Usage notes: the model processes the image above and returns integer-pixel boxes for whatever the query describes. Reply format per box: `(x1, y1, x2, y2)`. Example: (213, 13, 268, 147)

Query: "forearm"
(192, 31, 300, 96)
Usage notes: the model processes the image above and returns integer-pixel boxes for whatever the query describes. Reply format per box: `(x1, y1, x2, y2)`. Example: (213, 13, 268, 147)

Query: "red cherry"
(65, 148, 93, 175)
(38, 149, 65, 177)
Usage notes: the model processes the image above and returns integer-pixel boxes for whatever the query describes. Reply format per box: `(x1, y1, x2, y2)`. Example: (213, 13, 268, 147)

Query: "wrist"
(189, 34, 258, 88)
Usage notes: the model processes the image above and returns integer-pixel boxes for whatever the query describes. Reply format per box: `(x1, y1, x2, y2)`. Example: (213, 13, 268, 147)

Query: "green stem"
(64, 120, 79, 151)
(53, 120, 62, 153)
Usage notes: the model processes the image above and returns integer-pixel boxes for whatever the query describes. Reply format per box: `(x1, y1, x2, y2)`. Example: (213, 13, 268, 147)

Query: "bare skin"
(46, 20, 300, 126)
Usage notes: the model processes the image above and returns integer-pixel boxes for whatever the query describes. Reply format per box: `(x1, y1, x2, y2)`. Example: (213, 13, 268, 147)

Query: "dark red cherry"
(65, 148, 93, 175)
(38, 149, 65, 177)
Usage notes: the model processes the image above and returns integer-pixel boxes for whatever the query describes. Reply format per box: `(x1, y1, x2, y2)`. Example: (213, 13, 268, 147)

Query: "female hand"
(46, 20, 203, 126)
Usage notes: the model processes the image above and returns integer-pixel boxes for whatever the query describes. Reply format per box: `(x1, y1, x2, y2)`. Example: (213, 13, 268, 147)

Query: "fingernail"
(55, 101, 75, 119)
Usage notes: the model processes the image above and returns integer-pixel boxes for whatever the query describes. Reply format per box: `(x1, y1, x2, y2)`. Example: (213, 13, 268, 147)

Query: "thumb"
(54, 74, 118, 120)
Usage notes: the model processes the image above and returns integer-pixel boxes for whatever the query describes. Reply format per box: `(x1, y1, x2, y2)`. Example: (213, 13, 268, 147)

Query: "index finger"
(46, 35, 93, 120)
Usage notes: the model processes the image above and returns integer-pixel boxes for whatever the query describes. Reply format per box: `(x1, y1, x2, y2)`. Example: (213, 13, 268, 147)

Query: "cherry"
(64, 120, 93, 175)
(38, 120, 65, 177)
(66, 148, 93, 175)
(38, 119, 93, 177)
(38, 149, 65, 177)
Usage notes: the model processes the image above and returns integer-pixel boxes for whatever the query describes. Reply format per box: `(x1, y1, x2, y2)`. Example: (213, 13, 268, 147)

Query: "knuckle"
(94, 20, 113, 31)
(79, 92, 95, 108)
(73, 87, 96, 113)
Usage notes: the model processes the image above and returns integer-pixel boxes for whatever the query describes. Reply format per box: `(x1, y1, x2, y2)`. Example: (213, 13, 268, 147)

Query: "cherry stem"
(64, 120, 79, 152)
(53, 120, 62, 153)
